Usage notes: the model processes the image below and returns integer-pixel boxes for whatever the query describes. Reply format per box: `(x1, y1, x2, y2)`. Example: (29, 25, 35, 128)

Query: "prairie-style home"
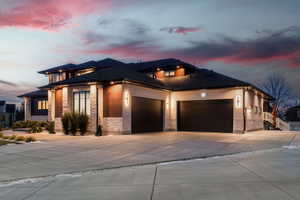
(19, 58, 272, 134)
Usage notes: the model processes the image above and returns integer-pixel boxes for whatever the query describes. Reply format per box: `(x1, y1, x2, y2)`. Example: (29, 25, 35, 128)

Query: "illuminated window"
(37, 100, 48, 110)
(73, 91, 90, 115)
(164, 71, 175, 77)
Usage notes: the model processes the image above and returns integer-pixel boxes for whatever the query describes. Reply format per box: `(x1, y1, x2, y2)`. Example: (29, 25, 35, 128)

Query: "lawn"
(0, 140, 10, 146)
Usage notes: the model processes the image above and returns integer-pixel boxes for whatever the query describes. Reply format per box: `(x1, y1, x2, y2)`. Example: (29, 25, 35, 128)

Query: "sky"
(0, 0, 300, 103)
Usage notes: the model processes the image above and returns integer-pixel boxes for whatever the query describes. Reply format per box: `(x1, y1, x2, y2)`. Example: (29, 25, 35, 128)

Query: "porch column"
(89, 84, 101, 133)
(24, 97, 31, 121)
(62, 86, 72, 114)
(48, 90, 55, 121)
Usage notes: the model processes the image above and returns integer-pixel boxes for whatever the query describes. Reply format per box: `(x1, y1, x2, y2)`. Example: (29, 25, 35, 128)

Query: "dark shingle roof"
(161, 69, 249, 91)
(37, 58, 271, 98)
(38, 58, 124, 74)
(40, 67, 167, 90)
(18, 90, 48, 98)
(127, 58, 197, 72)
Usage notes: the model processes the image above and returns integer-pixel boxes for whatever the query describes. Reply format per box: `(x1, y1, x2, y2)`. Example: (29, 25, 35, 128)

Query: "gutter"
(243, 87, 246, 133)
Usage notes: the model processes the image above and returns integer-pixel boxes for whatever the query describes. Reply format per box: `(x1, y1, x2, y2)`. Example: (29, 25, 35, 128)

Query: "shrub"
(0, 132, 3, 138)
(0, 124, 2, 131)
(48, 121, 55, 134)
(61, 113, 71, 135)
(70, 113, 79, 136)
(3, 135, 10, 140)
(9, 135, 16, 140)
(25, 136, 36, 143)
(28, 126, 43, 133)
(78, 114, 89, 136)
(15, 136, 26, 141)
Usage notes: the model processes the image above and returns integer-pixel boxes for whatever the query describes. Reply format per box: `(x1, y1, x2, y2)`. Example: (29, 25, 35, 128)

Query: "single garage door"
(132, 96, 164, 133)
(177, 99, 233, 133)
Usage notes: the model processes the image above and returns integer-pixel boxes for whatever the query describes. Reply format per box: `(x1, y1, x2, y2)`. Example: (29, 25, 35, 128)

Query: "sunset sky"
(0, 0, 300, 103)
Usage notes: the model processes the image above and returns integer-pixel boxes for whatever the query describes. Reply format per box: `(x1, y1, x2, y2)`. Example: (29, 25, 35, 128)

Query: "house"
(0, 101, 16, 127)
(19, 58, 272, 134)
(285, 105, 300, 131)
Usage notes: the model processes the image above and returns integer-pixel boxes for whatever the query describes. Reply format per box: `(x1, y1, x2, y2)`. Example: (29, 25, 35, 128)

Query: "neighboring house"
(0, 100, 16, 127)
(19, 58, 272, 134)
(18, 90, 48, 121)
(285, 105, 300, 131)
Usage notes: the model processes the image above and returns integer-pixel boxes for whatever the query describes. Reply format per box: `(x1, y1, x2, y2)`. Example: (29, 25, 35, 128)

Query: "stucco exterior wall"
(122, 83, 170, 134)
(170, 88, 244, 133)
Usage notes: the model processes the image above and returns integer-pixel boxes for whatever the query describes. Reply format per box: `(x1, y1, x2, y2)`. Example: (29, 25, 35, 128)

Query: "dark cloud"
(0, 80, 17, 86)
(79, 26, 300, 67)
(160, 26, 201, 35)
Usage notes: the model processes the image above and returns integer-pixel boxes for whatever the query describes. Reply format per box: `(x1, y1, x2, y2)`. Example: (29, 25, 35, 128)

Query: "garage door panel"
(178, 99, 233, 133)
(132, 97, 164, 133)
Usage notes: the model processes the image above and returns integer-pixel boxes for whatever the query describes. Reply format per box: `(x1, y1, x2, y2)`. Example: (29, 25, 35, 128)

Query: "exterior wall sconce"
(124, 91, 129, 107)
(166, 97, 169, 109)
(235, 95, 242, 109)
(201, 92, 207, 98)
(176, 65, 181, 69)
(110, 81, 114, 85)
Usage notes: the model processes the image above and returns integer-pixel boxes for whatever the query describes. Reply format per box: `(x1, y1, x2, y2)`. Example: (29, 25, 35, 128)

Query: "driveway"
(0, 131, 298, 183)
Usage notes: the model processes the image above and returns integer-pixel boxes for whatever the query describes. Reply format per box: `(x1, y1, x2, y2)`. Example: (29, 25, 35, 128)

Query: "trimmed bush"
(70, 113, 79, 136)
(15, 136, 26, 142)
(78, 114, 89, 136)
(9, 135, 17, 140)
(28, 126, 43, 133)
(25, 136, 37, 143)
(61, 113, 71, 135)
(0, 132, 3, 138)
(48, 121, 55, 134)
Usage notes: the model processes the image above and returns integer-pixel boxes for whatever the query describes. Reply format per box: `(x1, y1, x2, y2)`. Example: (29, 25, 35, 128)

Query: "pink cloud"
(0, 0, 131, 30)
(160, 26, 201, 35)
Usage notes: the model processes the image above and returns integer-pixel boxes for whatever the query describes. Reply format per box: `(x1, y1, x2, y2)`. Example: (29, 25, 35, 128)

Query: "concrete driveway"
(0, 131, 298, 183)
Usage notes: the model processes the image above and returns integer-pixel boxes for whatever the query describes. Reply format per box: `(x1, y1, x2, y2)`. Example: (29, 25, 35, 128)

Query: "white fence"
(263, 112, 290, 131)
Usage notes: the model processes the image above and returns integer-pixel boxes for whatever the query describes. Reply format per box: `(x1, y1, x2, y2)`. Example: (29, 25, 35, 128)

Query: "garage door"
(177, 99, 233, 133)
(132, 96, 164, 133)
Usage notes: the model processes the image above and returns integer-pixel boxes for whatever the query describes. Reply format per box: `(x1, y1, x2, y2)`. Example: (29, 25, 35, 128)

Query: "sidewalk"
(1, 146, 300, 200)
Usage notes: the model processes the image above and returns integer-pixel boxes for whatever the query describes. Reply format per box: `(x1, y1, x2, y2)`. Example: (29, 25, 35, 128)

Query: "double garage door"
(131, 97, 233, 133)
(177, 99, 233, 133)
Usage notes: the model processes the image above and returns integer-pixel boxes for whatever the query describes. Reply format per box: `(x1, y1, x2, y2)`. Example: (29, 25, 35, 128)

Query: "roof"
(126, 58, 197, 72)
(37, 58, 272, 98)
(18, 90, 48, 98)
(38, 58, 125, 74)
(161, 69, 249, 91)
(40, 66, 167, 90)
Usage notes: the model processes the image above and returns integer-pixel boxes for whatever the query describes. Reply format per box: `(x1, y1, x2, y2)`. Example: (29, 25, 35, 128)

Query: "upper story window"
(73, 91, 90, 115)
(164, 70, 175, 77)
(49, 72, 66, 83)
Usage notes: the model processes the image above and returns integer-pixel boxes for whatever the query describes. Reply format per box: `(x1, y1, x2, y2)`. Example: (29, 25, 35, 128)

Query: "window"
(164, 70, 175, 77)
(73, 91, 90, 115)
(297, 109, 300, 118)
(49, 73, 66, 83)
(37, 100, 48, 110)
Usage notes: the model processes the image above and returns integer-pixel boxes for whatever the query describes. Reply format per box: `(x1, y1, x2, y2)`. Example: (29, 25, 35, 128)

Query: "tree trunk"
(272, 104, 278, 128)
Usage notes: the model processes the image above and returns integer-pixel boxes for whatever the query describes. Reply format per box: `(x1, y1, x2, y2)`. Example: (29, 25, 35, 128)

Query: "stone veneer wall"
(102, 117, 123, 135)
(244, 89, 264, 131)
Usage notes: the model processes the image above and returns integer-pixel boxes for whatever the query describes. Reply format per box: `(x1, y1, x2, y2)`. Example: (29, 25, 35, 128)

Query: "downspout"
(243, 87, 246, 133)
(95, 86, 100, 136)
